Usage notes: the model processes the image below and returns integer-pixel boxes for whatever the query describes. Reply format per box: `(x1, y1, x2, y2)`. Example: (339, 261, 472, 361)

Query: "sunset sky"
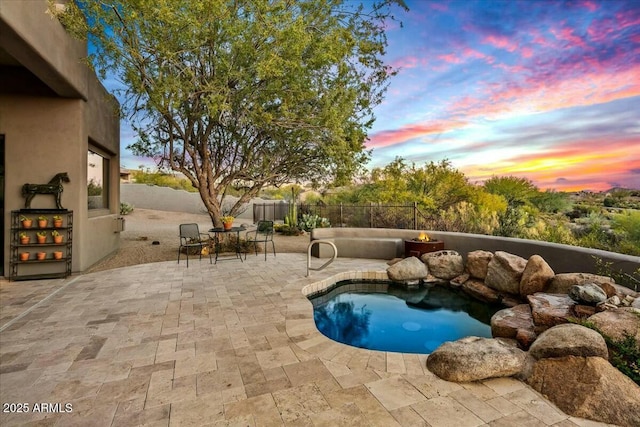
(119, 0, 640, 192)
(367, 0, 640, 191)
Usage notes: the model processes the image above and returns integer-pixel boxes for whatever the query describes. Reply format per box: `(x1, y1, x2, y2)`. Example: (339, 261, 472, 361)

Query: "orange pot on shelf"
(53, 219, 63, 228)
(53, 236, 63, 244)
(20, 236, 30, 245)
(22, 220, 32, 229)
(36, 252, 46, 261)
(38, 220, 48, 228)
(52, 251, 63, 260)
(37, 235, 46, 244)
(19, 252, 30, 261)
(222, 222, 233, 230)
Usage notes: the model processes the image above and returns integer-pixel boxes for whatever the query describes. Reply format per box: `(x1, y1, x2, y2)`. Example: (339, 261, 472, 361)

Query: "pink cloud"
(551, 26, 588, 49)
(367, 121, 464, 148)
(483, 34, 518, 52)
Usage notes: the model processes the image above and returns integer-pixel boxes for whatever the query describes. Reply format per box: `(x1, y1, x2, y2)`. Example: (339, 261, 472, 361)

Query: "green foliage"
(484, 176, 538, 207)
(132, 170, 197, 192)
(611, 210, 640, 255)
(299, 214, 331, 232)
(593, 257, 640, 292)
(120, 202, 135, 215)
(531, 190, 572, 213)
(59, 0, 407, 226)
(87, 178, 102, 196)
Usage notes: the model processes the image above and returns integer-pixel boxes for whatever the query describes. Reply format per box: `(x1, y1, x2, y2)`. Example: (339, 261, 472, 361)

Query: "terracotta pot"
(37, 235, 46, 244)
(38, 220, 48, 228)
(22, 220, 32, 229)
(223, 222, 233, 230)
(36, 252, 46, 261)
(19, 252, 30, 261)
(53, 236, 63, 244)
(53, 219, 63, 228)
(20, 237, 30, 245)
(53, 251, 63, 260)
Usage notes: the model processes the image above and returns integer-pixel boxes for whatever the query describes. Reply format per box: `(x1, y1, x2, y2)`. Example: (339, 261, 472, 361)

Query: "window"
(88, 148, 109, 210)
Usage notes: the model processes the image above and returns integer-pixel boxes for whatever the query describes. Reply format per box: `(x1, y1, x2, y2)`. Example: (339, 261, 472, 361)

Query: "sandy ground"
(86, 208, 310, 273)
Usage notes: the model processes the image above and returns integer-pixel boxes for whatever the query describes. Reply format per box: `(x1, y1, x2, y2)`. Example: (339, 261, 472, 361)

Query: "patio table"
(209, 226, 246, 263)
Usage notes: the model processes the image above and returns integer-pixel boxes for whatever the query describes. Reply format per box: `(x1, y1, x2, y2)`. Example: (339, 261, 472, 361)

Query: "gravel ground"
(86, 208, 310, 273)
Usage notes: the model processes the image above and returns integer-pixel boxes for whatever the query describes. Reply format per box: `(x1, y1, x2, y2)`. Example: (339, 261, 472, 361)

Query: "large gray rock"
(386, 256, 429, 282)
(568, 283, 607, 305)
(526, 356, 640, 427)
(547, 273, 615, 294)
(466, 250, 493, 280)
(491, 304, 537, 349)
(421, 250, 464, 280)
(588, 308, 640, 350)
(485, 251, 527, 295)
(529, 324, 608, 359)
(426, 336, 527, 382)
(527, 293, 576, 331)
(520, 255, 554, 297)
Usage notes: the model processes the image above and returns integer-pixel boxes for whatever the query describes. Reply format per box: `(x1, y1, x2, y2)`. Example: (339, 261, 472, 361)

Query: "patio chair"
(178, 223, 212, 267)
(245, 220, 276, 261)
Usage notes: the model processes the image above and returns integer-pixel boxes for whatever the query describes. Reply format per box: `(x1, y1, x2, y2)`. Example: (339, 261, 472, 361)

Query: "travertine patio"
(0, 254, 612, 426)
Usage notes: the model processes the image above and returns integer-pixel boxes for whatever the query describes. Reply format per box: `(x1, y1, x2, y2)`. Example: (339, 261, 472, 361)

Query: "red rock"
(462, 279, 501, 303)
(572, 305, 596, 318)
(520, 255, 554, 297)
(491, 304, 535, 341)
(527, 293, 576, 329)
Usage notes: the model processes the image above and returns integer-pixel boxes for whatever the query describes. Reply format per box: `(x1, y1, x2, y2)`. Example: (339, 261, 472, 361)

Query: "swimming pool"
(308, 280, 502, 354)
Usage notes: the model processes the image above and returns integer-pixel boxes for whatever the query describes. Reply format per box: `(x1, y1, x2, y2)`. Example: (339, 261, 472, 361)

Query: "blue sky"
(119, 0, 640, 191)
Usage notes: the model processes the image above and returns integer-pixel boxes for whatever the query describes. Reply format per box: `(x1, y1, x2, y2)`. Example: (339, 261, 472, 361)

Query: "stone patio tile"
(113, 397, 170, 426)
(390, 406, 429, 426)
(255, 346, 299, 370)
(282, 358, 334, 387)
(307, 402, 368, 426)
(174, 354, 218, 378)
(322, 384, 401, 427)
(223, 393, 283, 426)
(485, 395, 521, 416)
(272, 383, 331, 424)
(412, 395, 484, 427)
(504, 387, 568, 425)
(169, 395, 225, 426)
(482, 376, 528, 395)
(450, 388, 504, 422)
(196, 367, 244, 396)
(486, 410, 549, 426)
(365, 375, 427, 410)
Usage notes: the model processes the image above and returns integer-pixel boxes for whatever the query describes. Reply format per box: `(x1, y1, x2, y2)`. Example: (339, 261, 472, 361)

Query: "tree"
(57, 0, 407, 225)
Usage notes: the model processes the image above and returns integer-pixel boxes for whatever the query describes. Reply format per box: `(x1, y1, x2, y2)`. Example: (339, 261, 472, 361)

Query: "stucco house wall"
(1, 1, 121, 275)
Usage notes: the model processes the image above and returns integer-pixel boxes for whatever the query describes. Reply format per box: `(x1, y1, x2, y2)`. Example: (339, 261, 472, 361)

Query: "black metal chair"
(178, 223, 212, 267)
(245, 220, 276, 261)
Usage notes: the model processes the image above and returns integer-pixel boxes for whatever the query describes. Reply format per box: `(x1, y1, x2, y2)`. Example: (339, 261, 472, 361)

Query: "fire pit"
(404, 232, 444, 257)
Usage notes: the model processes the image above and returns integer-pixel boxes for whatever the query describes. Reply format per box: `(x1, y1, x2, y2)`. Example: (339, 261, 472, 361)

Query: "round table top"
(209, 226, 246, 233)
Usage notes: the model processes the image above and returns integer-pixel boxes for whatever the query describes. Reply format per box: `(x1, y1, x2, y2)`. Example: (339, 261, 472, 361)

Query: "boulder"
(527, 293, 576, 331)
(519, 255, 554, 297)
(633, 297, 640, 309)
(491, 304, 536, 349)
(547, 273, 615, 294)
(462, 279, 501, 303)
(386, 256, 429, 283)
(588, 308, 640, 350)
(466, 250, 493, 280)
(568, 283, 607, 305)
(485, 251, 527, 295)
(573, 305, 597, 318)
(526, 356, 640, 427)
(528, 324, 608, 359)
(421, 250, 464, 280)
(426, 336, 526, 382)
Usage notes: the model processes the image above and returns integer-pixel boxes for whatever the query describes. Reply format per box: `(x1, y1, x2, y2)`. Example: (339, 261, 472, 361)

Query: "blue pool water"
(310, 281, 501, 354)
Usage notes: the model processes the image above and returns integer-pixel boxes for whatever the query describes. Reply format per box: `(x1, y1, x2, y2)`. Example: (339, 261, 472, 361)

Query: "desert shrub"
(120, 202, 134, 215)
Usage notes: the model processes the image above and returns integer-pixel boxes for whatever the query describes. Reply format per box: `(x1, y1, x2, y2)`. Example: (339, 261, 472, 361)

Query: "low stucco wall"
(310, 227, 640, 276)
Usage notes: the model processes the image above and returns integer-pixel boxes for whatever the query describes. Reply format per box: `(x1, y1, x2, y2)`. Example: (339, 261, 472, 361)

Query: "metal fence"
(254, 202, 432, 230)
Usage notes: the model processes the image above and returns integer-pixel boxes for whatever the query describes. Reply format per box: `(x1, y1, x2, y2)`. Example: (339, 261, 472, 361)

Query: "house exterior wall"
(1, 1, 121, 275)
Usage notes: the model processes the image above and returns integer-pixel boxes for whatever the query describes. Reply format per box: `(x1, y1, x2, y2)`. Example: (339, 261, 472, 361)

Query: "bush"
(120, 202, 134, 215)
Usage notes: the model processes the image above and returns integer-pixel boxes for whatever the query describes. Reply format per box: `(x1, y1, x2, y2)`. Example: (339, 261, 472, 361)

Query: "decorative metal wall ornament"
(22, 172, 70, 209)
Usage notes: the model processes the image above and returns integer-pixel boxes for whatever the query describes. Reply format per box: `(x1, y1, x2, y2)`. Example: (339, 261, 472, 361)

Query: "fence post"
(413, 202, 418, 230)
(370, 202, 373, 228)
